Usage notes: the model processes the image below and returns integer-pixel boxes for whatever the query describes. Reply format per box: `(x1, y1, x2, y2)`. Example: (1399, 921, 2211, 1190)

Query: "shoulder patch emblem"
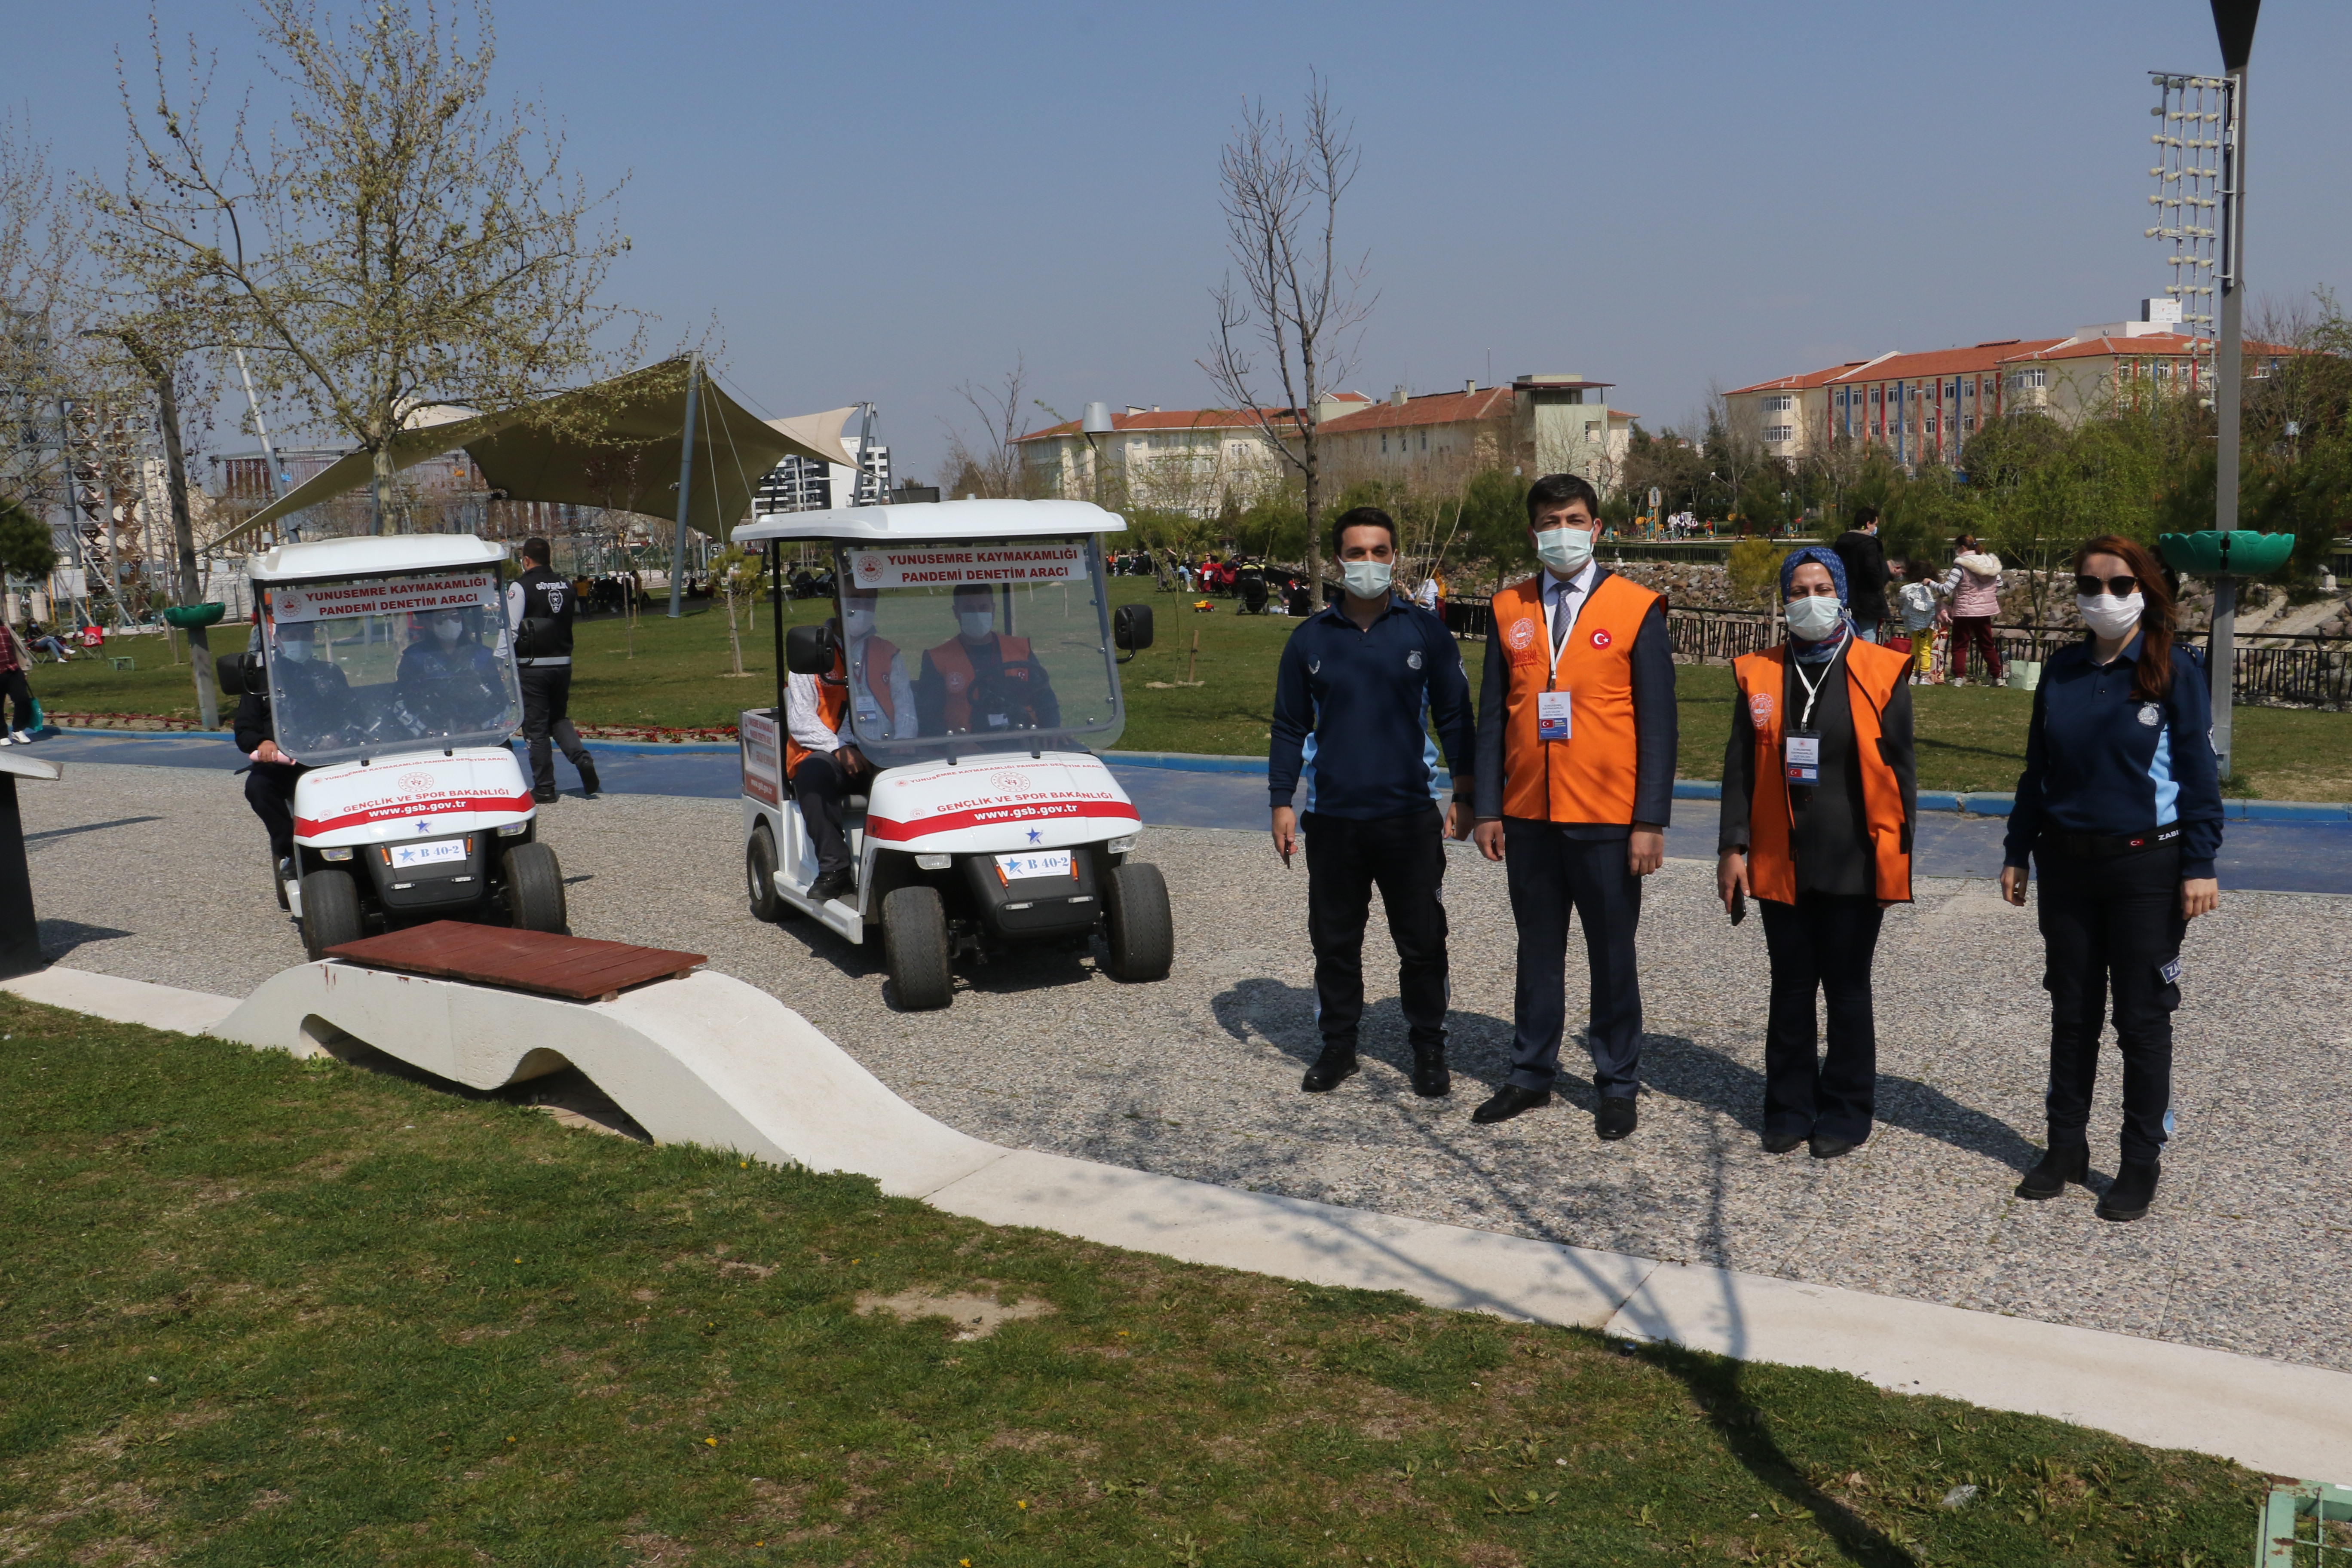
(1749, 692, 1775, 726)
(1589, 628, 1613, 649)
(1506, 616, 1536, 651)
(1406, 649, 1423, 670)
(2138, 703, 2161, 726)
(1309, 658, 1321, 677)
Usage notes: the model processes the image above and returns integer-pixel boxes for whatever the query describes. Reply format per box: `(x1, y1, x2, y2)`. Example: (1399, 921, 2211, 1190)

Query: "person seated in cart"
(914, 582, 1060, 737)
(237, 617, 353, 885)
(396, 607, 514, 738)
(786, 585, 916, 904)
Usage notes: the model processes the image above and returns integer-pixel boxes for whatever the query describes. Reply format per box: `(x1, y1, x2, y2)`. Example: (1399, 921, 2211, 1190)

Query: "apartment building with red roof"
(1725, 302, 2303, 470)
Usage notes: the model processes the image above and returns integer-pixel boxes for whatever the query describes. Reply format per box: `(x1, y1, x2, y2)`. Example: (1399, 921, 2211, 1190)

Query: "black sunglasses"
(2074, 573, 2140, 598)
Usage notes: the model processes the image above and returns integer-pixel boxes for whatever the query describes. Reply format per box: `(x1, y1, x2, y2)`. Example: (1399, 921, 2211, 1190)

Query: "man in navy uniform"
(505, 536, 599, 803)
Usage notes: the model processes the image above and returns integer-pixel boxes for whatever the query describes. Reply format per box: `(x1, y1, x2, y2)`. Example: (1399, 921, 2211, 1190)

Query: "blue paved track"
(29, 729, 2352, 895)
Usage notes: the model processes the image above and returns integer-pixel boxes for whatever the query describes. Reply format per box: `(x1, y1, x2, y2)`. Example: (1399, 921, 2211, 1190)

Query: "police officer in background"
(2000, 534, 2222, 1224)
(506, 536, 599, 804)
(1471, 473, 1677, 1135)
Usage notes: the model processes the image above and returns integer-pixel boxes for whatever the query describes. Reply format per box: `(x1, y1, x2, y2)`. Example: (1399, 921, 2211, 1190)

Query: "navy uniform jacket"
(2002, 634, 2224, 879)
(1268, 597, 1473, 820)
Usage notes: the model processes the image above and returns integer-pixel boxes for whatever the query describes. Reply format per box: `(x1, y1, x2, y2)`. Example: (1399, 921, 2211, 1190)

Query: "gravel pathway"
(21, 760, 2352, 1373)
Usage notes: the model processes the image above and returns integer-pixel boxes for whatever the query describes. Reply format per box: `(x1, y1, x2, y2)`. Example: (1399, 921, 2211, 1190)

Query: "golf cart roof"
(734, 498, 1126, 545)
(247, 534, 510, 583)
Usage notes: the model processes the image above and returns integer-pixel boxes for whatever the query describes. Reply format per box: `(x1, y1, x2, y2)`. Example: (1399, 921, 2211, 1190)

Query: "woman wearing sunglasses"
(2000, 535, 2223, 1222)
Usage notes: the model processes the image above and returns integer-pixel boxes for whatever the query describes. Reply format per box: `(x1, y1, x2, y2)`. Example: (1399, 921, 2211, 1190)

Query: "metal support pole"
(668, 355, 701, 619)
(768, 540, 786, 719)
(2209, 61, 2247, 781)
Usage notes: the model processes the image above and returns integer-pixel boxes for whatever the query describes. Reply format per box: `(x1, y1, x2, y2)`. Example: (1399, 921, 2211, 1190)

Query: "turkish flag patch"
(1589, 628, 1613, 649)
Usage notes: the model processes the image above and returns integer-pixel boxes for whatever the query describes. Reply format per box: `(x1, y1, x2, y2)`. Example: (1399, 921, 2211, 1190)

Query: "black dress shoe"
(1471, 1084, 1551, 1124)
(1809, 1133, 1860, 1160)
(2015, 1143, 2089, 1200)
(2096, 1158, 2161, 1222)
(1410, 1049, 1450, 1098)
(808, 869, 854, 904)
(1761, 1130, 1806, 1154)
(532, 784, 559, 805)
(576, 757, 601, 798)
(1594, 1096, 1638, 1141)
(1301, 1046, 1359, 1093)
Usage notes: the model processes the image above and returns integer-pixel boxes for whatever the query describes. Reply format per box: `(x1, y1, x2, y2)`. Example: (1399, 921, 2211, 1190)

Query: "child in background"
(1896, 558, 1947, 686)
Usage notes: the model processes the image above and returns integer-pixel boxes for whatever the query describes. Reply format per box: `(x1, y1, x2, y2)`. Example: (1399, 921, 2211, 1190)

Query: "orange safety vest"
(927, 634, 1032, 733)
(1491, 571, 1662, 824)
(786, 634, 900, 774)
(1731, 639, 1912, 905)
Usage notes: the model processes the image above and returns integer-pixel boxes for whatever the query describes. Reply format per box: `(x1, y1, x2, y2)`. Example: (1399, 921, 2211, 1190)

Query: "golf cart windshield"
(261, 568, 522, 764)
(834, 535, 1124, 763)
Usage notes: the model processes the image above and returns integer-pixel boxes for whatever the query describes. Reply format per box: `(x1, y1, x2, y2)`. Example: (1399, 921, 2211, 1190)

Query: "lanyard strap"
(1788, 637, 1845, 730)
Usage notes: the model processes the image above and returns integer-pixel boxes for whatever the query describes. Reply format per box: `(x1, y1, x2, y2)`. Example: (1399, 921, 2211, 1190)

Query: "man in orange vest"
(1718, 546, 1914, 1158)
(786, 585, 914, 903)
(1470, 473, 1678, 1134)
(915, 584, 1060, 736)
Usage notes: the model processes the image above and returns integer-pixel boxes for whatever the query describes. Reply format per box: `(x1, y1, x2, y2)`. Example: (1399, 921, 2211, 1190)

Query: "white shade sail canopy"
(214, 360, 848, 549)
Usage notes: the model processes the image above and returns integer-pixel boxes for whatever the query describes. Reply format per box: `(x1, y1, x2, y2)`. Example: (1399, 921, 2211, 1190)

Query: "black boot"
(1301, 1044, 1358, 1093)
(576, 755, 601, 798)
(2015, 1143, 2089, 1200)
(2096, 1158, 2161, 1222)
(1409, 1046, 1450, 1098)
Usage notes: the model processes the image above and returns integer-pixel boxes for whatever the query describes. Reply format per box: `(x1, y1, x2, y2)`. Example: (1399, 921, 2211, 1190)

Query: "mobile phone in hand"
(1729, 887, 1746, 926)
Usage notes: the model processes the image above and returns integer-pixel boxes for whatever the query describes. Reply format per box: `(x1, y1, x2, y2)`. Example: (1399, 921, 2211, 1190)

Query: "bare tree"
(89, 3, 643, 536)
(1198, 74, 1373, 590)
(0, 113, 80, 524)
(941, 356, 1030, 499)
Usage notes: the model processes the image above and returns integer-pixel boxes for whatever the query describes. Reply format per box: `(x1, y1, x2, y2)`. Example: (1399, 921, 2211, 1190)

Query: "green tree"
(0, 496, 59, 583)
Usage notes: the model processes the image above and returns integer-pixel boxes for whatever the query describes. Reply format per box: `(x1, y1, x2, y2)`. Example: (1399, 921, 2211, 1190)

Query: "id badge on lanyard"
(1784, 731, 1820, 785)
(1537, 689, 1571, 742)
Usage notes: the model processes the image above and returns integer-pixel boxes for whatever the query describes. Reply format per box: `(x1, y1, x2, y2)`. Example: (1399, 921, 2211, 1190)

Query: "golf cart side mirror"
(1114, 604, 1154, 658)
(784, 622, 837, 675)
(216, 651, 260, 696)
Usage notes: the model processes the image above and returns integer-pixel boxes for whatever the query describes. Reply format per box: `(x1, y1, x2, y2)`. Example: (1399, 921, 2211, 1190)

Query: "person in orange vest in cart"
(787, 585, 916, 905)
(916, 582, 1060, 737)
(1718, 545, 1916, 1160)
(1470, 473, 1677, 1135)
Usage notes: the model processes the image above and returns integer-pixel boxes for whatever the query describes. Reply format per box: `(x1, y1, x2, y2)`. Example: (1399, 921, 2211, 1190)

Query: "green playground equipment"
(2158, 530, 2296, 578)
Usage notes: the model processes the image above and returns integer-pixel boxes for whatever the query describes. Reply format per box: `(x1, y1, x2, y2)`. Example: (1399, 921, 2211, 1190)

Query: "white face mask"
(2078, 592, 2144, 640)
(1533, 526, 1594, 576)
(843, 606, 876, 640)
(434, 617, 464, 644)
(957, 609, 993, 640)
(277, 637, 311, 663)
(1785, 594, 1844, 641)
(1339, 559, 1393, 600)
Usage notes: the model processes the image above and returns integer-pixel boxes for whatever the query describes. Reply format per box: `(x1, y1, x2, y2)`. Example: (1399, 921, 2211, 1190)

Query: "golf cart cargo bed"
(323, 922, 705, 1001)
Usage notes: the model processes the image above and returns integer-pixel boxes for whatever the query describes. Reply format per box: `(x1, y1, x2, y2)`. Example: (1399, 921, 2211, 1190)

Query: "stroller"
(1235, 566, 1271, 615)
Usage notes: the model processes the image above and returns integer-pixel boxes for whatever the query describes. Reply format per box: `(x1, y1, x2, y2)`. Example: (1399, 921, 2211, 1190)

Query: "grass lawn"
(33, 579, 2351, 799)
(0, 995, 2266, 1566)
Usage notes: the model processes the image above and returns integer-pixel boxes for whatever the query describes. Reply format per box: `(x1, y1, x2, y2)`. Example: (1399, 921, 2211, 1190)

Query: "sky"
(12, 0, 2349, 485)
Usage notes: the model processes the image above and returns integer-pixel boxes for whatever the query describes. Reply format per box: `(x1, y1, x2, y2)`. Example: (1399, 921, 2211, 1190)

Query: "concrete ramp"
(207, 960, 1005, 1197)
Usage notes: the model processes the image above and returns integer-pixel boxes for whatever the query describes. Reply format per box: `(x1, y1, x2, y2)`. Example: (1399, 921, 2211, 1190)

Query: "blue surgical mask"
(278, 638, 311, 663)
(957, 609, 993, 640)
(843, 605, 876, 640)
(1533, 527, 1593, 576)
(1340, 560, 1393, 600)
(1785, 594, 1844, 641)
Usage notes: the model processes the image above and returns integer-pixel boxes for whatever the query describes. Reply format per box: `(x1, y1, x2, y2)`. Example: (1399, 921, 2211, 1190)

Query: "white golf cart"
(226, 535, 567, 961)
(733, 499, 1172, 1010)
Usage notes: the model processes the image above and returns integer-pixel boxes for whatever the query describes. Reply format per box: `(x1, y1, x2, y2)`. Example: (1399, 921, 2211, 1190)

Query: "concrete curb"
(8, 962, 2348, 1480)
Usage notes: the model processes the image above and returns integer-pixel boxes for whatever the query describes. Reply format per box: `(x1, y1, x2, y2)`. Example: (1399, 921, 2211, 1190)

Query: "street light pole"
(667, 354, 701, 619)
(2208, 0, 2257, 782)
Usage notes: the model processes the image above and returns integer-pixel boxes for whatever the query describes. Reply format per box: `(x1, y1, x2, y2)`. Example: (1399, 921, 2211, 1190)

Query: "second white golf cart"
(231, 534, 567, 961)
(733, 499, 1172, 1009)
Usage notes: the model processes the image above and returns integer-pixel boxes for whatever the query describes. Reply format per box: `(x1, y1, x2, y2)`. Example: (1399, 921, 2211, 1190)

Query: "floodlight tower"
(2144, 0, 2258, 779)
(1080, 401, 1115, 505)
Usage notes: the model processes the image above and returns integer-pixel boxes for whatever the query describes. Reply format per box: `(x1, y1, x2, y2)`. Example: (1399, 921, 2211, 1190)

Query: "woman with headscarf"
(1717, 545, 1917, 1159)
(1997, 535, 2221, 1223)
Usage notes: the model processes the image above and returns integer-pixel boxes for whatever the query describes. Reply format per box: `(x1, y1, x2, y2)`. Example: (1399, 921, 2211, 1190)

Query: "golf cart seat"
(846, 793, 868, 810)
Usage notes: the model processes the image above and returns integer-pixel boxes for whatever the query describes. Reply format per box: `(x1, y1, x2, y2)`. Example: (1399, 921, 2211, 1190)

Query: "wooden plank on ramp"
(324, 922, 706, 1002)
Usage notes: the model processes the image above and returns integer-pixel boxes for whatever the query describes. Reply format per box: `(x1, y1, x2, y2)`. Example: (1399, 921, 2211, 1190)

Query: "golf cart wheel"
(299, 869, 365, 962)
(504, 841, 569, 934)
(882, 886, 954, 1011)
(1103, 861, 1174, 983)
(746, 824, 786, 922)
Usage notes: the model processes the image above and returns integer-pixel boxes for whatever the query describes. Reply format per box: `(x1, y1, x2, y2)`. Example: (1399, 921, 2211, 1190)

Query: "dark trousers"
(245, 761, 302, 866)
(793, 753, 856, 876)
(1757, 892, 1885, 1142)
(0, 669, 32, 732)
(1950, 615, 2004, 680)
(519, 665, 590, 791)
(1501, 819, 1644, 1096)
(2033, 841, 2185, 1163)
(1302, 806, 1450, 1054)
